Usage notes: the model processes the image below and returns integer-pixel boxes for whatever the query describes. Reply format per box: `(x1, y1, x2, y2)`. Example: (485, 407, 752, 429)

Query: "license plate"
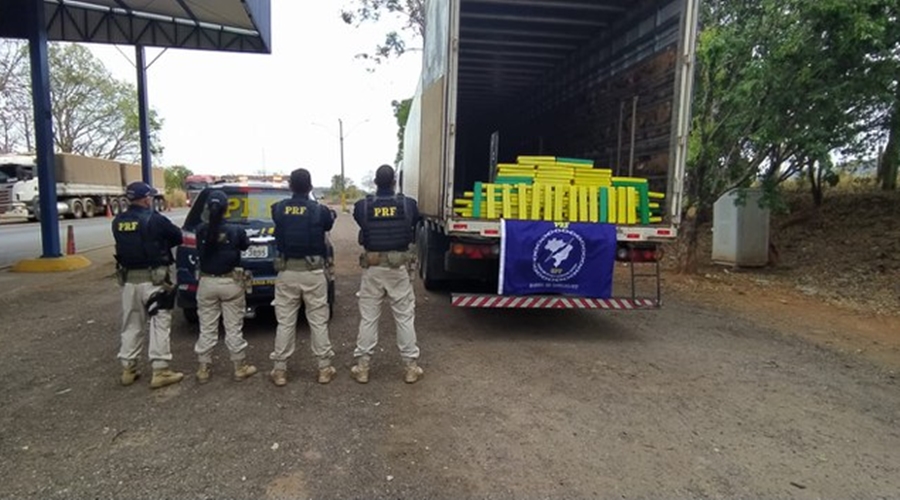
(241, 245, 269, 259)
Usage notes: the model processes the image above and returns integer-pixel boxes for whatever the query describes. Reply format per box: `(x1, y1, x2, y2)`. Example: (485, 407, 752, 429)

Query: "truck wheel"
(68, 200, 84, 219)
(83, 199, 95, 218)
(183, 308, 199, 324)
(110, 198, 121, 215)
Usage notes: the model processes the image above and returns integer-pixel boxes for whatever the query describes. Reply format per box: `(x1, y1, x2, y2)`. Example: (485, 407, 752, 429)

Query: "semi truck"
(0, 153, 166, 220)
(400, 0, 699, 309)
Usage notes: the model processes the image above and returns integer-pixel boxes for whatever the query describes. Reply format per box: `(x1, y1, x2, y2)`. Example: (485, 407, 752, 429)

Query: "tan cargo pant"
(194, 276, 248, 363)
(354, 266, 420, 362)
(118, 282, 173, 370)
(270, 269, 334, 370)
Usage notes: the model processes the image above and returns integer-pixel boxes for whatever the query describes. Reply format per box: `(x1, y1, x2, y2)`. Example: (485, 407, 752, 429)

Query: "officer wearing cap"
(269, 168, 337, 386)
(193, 190, 258, 384)
(112, 181, 184, 389)
(351, 164, 423, 384)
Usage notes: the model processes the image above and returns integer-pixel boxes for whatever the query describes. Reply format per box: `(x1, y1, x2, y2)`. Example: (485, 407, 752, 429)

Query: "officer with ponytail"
(193, 190, 257, 384)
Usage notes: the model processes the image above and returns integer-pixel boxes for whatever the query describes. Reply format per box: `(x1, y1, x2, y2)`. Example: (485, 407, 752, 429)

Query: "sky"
(83, 1, 422, 188)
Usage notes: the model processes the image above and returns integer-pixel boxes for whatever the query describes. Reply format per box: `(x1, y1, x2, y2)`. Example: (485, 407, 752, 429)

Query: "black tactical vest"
(198, 223, 242, 275)
(113, 208, 168, 269)
(362, 195, 412, 252)
(274, 198, 326, 258)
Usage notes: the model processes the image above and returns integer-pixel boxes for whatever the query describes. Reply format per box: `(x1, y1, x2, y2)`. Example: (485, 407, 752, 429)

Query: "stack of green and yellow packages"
(452, 155, 664, 225)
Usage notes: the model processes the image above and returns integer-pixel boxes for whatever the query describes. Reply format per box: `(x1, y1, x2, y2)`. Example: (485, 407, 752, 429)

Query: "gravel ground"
(1, 213, 899, 500)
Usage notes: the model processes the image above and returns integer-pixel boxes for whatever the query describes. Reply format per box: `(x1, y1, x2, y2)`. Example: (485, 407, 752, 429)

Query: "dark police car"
(175, 182, 335, 325)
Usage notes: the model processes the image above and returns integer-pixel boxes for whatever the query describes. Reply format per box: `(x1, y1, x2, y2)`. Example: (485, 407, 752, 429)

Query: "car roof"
(206, 181, 290, 191)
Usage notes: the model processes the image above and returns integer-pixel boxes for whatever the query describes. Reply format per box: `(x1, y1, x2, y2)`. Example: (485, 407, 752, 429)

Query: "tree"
(341, 0, 425, 66)
(164, 165, 193, 193)
(0, 40, 32, 154)
(0, 40, 164, 162)
(678, 0, 900, 271)
(361, 171, 376, 193)
(391, 97, 412, 164)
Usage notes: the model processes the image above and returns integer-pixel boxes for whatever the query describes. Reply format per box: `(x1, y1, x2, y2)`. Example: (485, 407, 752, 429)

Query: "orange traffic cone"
(66, 225, 76, 255)
(105, 203, 113, 218)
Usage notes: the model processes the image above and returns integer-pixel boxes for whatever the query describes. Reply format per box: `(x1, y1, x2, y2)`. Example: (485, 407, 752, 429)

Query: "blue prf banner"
(499, 220, 617, 298)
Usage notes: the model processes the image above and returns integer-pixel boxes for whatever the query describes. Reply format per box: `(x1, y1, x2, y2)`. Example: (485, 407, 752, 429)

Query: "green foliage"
(361, 171, 376, 193)
(391, 98, 412, 164)
(680, 0, 900, 270)
(340, 0, 424, 67)
(328, 173, 364, 201)
(164, 165, 193, 194)
(0, 40, 164, 162)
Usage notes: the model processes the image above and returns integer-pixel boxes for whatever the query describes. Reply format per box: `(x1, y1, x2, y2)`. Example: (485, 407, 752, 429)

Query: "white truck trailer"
(401, 0, 699, 309)
(0, 153, 166, 220)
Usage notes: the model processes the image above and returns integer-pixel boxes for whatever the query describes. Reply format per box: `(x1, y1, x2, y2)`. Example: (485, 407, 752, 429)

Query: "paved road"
(0, 208, 188, 268)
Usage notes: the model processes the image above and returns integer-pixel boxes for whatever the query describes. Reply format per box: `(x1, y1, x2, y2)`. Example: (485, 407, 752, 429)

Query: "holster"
(146, 288, 175, 317)
(233, 267, 253, 293)
(115, 263, 128, 287)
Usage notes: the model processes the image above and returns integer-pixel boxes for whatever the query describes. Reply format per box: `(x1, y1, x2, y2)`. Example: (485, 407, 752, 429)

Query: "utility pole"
(339, 118, 346, 213)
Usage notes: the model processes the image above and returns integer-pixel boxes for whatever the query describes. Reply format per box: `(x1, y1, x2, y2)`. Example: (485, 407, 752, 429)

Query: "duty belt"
(283, 256, 325, 272)
(199, 271, 232, 278)
(122, 266, 168, 285)
(362, 251, 411, 269)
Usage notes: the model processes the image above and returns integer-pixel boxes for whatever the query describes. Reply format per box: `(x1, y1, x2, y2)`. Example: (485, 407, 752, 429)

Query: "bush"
(165, 188, 188, 208)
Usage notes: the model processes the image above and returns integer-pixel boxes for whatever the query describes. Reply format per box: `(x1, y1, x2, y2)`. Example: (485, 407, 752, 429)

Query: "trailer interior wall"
(454, 0, 687, 217)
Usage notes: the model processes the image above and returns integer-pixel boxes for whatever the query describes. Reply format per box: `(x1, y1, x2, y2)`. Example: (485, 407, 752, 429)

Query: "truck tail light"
(450, 243, 497, 260)
(616, 246, 662, 263)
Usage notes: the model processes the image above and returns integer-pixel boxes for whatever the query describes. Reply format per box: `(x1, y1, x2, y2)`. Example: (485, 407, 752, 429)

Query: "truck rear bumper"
(450, 294, 659, 309)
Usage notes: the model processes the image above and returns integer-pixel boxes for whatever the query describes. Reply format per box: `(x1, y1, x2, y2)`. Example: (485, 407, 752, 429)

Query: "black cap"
(206, 190, 228, 209)
(289, 168, 312, 194)
(375, 164, 395, 190)
(125, 182, 158, 201)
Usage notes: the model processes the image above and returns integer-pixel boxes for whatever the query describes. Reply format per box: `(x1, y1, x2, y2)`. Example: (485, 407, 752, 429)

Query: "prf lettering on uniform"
(285, 206, 307, 216)
(117, 221, 139, 231)
(373, 206, 397, 217)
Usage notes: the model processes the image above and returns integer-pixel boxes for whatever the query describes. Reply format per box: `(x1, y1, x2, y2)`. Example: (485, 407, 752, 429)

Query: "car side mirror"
(329, 208, 337, 220)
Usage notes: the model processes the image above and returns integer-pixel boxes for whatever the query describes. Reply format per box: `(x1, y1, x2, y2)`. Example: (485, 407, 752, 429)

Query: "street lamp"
(312, 118, 370, 213)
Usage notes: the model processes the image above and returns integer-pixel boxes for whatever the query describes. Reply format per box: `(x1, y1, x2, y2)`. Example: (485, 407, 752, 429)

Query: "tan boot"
(270, 369, 287, 387)
(196, 363, 211, 384)
(150, 368, 184, 389)
(404, 362, 424, 384)
(350, 359, 370, 384)
(318, 366, 337, 384)
(121, 362, 140, 387)
(233, 361, 258, 381)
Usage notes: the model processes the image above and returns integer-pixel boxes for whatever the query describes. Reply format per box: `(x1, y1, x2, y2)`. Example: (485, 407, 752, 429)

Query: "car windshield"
(198, 188, 291, 224)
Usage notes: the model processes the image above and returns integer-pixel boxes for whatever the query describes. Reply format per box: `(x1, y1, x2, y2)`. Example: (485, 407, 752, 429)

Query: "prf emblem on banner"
(532, 227, 587, 282)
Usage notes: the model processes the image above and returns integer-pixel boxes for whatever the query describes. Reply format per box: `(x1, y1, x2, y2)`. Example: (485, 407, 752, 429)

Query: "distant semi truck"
(0, 153, 166, 220)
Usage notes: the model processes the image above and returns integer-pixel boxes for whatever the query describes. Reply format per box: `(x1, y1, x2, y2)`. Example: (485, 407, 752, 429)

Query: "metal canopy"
(0, 0, 271, 53)
(458, 0, 627, 111)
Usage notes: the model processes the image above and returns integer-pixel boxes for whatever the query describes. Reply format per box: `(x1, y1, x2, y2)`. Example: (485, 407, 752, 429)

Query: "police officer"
(193, 190, 258, 384)
(351, 164, 423, 384)
(112, 181, 184, 389)
(269, 168, 336, 386)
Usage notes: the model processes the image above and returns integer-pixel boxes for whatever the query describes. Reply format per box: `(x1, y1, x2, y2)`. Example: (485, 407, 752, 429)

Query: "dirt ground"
(1, 213, 899, 500)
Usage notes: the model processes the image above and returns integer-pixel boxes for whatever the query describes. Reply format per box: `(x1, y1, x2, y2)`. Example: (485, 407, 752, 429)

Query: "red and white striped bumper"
(450, 295, 659, 310)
